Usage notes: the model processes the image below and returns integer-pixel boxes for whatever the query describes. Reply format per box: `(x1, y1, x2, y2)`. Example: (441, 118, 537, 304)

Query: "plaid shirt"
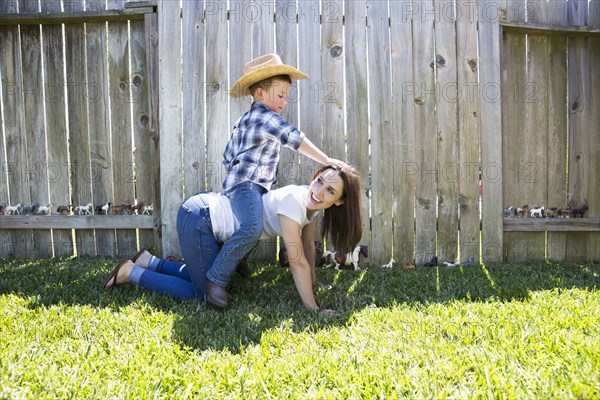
(222, 101, 304, 192)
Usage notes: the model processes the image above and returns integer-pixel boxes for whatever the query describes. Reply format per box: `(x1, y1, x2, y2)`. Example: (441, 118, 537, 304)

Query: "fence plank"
(0, 25, 34, 258)
(41, 6, 74, 257)
(276, 0, 300, 188)
(0, 34, 9, 256)
(144, 12, 162, 254)
(271, 0, 301, 264)
(366, 0, 393, 265)
(412, 0, 437, 265)
(251, 0, 276, 262)
(251, 0, 275, 57)
(158, 0, 183, 257)
(523, 31, 549, 261)
(320, 0, 345, 162)
(589, 0, 600, 263)
(65, 21, 95, 256)
(297, 0, 322, 185)
(435, 0, 459, 263)
(0, 25, 21, 257)
(478, 0, 504, 262)
(204, 1, 228, 194)
(130, 19, 155, 251)
(566, 0, 590, 262)
(182, 0, 206, 196)
(346, 0, 371, 263)
(390, 2, 416, 265)
(21, 17, 55, 257)
(501, 31, 528, 262)
(455, 0, 481, 264)
(504, 218, 600, 232)
(545, 0, 568, 261)
(108, 20, 136, 257)
(1, 215, 154, 229)
(228, 0, 252, 169)
(87, 19, 116, 257)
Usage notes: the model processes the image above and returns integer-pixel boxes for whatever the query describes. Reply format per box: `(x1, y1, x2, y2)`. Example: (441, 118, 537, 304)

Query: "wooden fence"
(0, 0, 599, 264)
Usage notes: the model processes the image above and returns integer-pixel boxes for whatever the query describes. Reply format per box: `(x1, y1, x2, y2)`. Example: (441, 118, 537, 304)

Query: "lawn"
(1, 256, 599, 399)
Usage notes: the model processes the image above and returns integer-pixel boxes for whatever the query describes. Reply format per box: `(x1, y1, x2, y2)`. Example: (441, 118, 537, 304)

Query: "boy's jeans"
(206, 181, 266, 287)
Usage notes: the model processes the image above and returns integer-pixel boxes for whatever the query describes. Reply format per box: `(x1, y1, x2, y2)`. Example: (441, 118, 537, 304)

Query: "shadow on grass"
(1, 256, 599, 353)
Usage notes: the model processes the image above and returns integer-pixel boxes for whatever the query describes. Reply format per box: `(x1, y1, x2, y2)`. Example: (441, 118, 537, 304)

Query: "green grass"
(1, 256, 599, 399)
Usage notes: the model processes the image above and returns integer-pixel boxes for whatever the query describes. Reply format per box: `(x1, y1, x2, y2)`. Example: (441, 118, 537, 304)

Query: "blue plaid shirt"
(222, 101, 305, 192)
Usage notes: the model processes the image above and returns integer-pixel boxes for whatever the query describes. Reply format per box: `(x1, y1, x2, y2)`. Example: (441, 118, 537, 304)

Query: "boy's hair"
(249, 74, 292, 97)
(314, 163, 363, 254)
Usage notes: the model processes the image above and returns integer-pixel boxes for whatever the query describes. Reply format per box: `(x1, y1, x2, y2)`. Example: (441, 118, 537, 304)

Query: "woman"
(103, 163, 362, 312)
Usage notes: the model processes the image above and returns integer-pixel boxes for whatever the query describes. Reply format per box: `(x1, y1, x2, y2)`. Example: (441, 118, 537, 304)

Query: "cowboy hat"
(230, 54, 308, 98)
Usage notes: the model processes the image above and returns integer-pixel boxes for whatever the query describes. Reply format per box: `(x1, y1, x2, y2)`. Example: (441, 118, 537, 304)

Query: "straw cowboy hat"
(230, 53, 308, 98)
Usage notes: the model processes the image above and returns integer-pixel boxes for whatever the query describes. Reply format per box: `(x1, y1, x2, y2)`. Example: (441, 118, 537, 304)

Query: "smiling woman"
(103, 162, 363, 314)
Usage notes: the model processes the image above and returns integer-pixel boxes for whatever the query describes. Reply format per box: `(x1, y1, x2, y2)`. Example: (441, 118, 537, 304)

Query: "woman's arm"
(279, 215, 318, 309)
(301, 219, 317, 284)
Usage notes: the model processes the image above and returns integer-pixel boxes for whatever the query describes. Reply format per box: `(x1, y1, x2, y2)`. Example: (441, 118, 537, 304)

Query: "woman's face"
(306, 168, 345, 211)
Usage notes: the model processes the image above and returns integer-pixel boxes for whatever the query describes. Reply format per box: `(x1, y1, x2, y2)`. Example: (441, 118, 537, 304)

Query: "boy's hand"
(326, 157, 344, 165)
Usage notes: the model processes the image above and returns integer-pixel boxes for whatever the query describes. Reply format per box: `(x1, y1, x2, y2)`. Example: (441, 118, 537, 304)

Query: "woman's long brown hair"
(313, 163, 363, 254)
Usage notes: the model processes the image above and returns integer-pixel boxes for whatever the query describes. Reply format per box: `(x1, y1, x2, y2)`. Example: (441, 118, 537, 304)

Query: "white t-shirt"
(197, 185, 318, 243)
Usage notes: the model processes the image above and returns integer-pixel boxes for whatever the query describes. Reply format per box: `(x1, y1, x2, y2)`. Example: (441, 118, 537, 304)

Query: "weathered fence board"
(1, 215, 154, 230)
(0, 21, 21, 254)
(158, 0, 183, 257)
(345, 0, 371, 257)
(504, 218, 600, 232)
(297, 0, 322, 185)
(589, 0, 600, 263)
(41, 3, 73, 257)
(367, 0, 393, 264)
(502, 31, 530, 262)
(144, 12, 162, 255)
(412, 0, 437, 265)
(456, 0, 482, 264)
(566, 0, 590, 262)
(21, 14, 53, 257)
(182, 0, 206, 197)
(435, 0, 460, 263)
(276, 0, 300, 188)
(204, 1, 228, 194)
(63, 1, 94, 256)
(321, 0, 345, 163)
(390, 2, 416, 265)
(108, 18, 137, 257)
(251, 0, 277, 262)
(526, 32, 549, 261)
(1, 24, 34, 258)
(479, 0, 504, 262)
(275, 0, 300, 263)
(87, 20, 116, 257)
(131, 19, 156, 251)
(546, 0, 569, 261)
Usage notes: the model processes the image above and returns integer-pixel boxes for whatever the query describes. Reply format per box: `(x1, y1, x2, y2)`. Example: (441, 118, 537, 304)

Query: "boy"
(203, 54, 334, 308)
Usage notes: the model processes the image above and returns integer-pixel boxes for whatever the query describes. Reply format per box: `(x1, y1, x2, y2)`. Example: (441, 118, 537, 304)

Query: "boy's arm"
(297, 136, 333, 165)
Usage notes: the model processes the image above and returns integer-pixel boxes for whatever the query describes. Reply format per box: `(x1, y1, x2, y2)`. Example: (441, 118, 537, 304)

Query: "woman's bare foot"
(133, 250, 152, 268)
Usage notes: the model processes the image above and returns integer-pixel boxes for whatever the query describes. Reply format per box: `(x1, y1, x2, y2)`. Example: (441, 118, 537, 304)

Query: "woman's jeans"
(206, 181, 265, 287)
(132, 195, 221, 299)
